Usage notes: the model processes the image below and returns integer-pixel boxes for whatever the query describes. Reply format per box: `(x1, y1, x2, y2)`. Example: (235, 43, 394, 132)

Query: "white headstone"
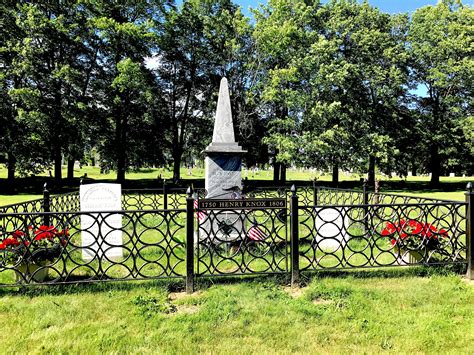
(80, 183, 123, 261)
(314, 207, 347, 251)
(449, 172, 455, 177)
(408, 171, 412, 177)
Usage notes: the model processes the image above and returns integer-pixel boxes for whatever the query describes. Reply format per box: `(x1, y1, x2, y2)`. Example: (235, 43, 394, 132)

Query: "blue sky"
(236, 0, 473, 16)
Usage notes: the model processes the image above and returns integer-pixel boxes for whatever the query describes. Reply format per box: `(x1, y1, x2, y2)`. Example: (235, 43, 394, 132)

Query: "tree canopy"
(1, 0, 472, 185)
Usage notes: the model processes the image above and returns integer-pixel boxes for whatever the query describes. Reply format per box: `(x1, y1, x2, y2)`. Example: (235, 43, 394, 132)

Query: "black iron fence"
(0, 209, 186, 285)
(0, 183, 472, 290)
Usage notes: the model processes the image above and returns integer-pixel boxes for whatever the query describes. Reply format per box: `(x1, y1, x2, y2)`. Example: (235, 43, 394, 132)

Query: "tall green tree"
(3, 1, 92, 182)
(409, 0, 473, 185)
(253, 0, 315, 183)
(254, 0, 410, 184)
(87, 1, 168, 182)
(156, 0, 252, 182)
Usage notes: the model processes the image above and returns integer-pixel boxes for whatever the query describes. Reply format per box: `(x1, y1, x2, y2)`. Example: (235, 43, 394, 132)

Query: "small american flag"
(247, 224, 267, 241)
(194, 199, 206, 222)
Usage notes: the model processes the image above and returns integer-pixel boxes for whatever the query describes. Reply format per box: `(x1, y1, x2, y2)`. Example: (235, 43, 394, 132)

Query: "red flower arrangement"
(381, 219, 448, 250)
(0, 225, 69, 266)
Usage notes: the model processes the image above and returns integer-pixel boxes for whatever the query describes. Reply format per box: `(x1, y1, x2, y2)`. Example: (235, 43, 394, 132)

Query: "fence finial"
(291, 184, 296, 196)
(467, 182, 473, 192)
(43, 182, 48, 192)
(187, 186, 193, 197)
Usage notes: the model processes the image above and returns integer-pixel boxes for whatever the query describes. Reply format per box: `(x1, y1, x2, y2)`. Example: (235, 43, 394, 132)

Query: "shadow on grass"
(0, 264, 466, 298)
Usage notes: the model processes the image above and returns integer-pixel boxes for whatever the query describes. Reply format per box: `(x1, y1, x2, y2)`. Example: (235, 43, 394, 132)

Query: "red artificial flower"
(382, 219, 449, 247)
(34, 225, 58, 241)
(11, 230, 25, 239)
(439, 229, 448, 237)
(0, 237, 21, 248)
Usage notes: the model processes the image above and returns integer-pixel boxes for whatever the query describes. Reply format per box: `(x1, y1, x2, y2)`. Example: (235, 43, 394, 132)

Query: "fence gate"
(195, 198, 288, 277)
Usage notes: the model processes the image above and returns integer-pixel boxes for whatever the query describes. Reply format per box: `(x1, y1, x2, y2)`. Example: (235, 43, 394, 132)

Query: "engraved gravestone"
(202, 77, 246, 241)
(80, 183, 123, 260)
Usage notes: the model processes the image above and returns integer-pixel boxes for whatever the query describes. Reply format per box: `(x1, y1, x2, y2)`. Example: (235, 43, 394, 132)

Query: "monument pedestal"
(205, 155, 243, 199)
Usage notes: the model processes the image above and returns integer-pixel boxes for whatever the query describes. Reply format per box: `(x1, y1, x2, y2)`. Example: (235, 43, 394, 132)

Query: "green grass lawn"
(1, 163, 473, 184)
(0, 194, 42, 206)
(0, 268, 472, 353)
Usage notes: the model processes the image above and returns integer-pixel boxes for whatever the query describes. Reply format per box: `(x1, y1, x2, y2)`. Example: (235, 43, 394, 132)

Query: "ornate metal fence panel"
(246, 186, 314, 206)
(196, 198, 288, 276)
(50, 192, 80, 212)
(315, 187, 365, 206)
(167, 188, 188, 209)
(299, 202, 467, 270)
(0, 209, 186, 286)
(368, 192, 460, 205)
(0, 199, 44, 214)
(121, 188, 188, 210)
(122, 189, 164, 210)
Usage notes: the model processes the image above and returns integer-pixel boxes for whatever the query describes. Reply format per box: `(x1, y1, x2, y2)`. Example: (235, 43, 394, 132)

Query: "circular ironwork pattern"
(299, 202, 466, 270)
(196, 206, 288, 276)
(0, 209, 186, 285)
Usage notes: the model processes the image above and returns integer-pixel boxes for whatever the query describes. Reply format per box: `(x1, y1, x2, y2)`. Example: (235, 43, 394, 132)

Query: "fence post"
(290, 184, 300, 286)
(163, 179, 168, 209)
(466, 182, 473, 280)
(186, 186, 195, 293)
(43, 183, 50, 226)
(313, 179, 318, 206)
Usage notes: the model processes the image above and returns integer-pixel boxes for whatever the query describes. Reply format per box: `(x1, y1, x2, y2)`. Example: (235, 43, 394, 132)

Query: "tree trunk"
(332, 163, 339, 186)
(115, 100, 126, 183)
(54, 144, 62, 183)
(7, 152, 15, 182)
(67, 158, 74, 181)
(273, 162, 280, 183)
(117, 151, 126, 183)
(280, 164, 286, 183)
(429, 145, 441, 186)
(368, 155, 376, 187)
(412, 162, 417, 177)
(172, 144, 182, 183)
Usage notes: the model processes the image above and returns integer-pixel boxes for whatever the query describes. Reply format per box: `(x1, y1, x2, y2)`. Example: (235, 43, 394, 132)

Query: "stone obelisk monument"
(204, 77, 246, 199)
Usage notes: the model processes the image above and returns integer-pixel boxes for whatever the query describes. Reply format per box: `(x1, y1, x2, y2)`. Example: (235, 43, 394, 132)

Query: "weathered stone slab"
(205, 155, 242, 199)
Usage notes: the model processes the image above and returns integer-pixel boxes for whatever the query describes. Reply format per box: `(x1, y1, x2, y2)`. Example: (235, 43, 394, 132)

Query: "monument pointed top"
(212, 77, 235, 143)
(205, 77, 246, 154)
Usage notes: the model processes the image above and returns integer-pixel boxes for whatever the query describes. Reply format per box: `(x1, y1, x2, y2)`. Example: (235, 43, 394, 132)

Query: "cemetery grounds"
(0, 167, 473, 353)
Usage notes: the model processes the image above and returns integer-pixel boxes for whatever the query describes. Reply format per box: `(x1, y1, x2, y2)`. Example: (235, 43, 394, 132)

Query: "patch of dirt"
(175, 304, 200, 315)
(312, 298, 334, 306)
(462, 278, 474, 286)
(284, 286, 304, 298)
(168, 291, 201, 301)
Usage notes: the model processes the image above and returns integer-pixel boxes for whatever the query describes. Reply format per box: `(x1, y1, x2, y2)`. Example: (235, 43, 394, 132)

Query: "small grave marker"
(80, 183, 123, 261)
(314, 207, 347, 251)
